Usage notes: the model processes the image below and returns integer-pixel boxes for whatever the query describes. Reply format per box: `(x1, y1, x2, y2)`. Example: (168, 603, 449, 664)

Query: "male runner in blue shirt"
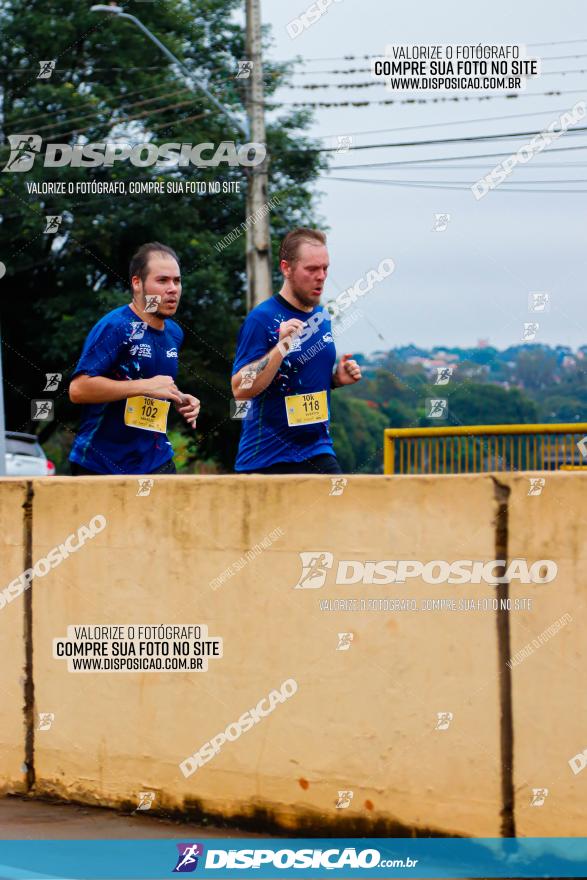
(68, 242, 200, 475)
(231, 228, 362, 474)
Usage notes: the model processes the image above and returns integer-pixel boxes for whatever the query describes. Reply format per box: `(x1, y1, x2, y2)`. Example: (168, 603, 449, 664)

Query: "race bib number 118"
(285, 391, 328, 427)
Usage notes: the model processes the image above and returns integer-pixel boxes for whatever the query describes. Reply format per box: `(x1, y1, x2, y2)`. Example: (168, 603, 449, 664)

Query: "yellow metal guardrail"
(383, 424, 587, 475)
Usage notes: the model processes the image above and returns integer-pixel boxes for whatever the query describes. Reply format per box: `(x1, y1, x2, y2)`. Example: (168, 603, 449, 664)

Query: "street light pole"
(90, 6, 247, 138)
(90, 4, 273, 311)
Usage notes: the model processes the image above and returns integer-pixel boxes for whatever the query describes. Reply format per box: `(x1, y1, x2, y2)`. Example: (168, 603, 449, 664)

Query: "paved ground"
(0, 802, 505, 880)
(0, 796, 263, 839)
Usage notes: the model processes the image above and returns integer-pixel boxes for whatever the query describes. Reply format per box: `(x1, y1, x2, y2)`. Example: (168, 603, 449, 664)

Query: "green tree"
(0, 0, 327, 471)
(330, 393, 389, 473)
(433, 382, 539, 427)
(514, 348, 558, 392)
(345, 361, 426, 425)
(540, 395, 584, 422)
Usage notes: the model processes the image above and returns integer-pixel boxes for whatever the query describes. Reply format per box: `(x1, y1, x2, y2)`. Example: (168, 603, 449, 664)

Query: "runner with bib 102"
(68, 241, 200, 476)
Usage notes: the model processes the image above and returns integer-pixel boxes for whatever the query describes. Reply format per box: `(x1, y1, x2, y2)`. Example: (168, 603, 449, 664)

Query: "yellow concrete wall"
(29, 474, 500, 837)
(1, 472, 582, 836)
(0, 480, 28, 795)
(504, 472, 587, 836)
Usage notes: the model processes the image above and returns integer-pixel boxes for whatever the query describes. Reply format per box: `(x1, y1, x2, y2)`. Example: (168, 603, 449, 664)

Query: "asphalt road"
(0, 796, 263, 839)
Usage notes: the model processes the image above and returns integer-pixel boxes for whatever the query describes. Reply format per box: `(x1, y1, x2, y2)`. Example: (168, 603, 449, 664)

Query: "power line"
(316, 107, 576, 139)
(1, 98, 209, 149)
(4, 81, 191, 129)
(328, 161, 587, 169)
(5, 88, 194, 137)
(13, 88, 580, 142)
(334, 176, 587, 184)
(328, 142, 587, 170)
(541, 68, 587, 76)
(263, 87, 587, 109)
(2, 66, 171, 74)
(149, 110, 209, 133)
(287, 66, 587, 77)
(6, 84, 582, 142)
(278, 68, 587, 89)
(286, 80, 381, 89)
(529, 38, 587, 46)
(309, 125, 587, 155)
(325, 175, 587, 193)
(7, 55, 583, 82)
(286, 67, 374, 76)
(536, 53, 587, 61)
(271, 46, 587, 64)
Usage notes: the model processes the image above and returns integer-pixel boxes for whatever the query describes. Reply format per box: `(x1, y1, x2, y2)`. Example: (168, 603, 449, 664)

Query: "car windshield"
(6, 437, 42, 457)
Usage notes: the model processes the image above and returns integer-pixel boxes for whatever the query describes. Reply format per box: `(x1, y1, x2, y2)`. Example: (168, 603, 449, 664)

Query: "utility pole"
(245, 0, 273, 310)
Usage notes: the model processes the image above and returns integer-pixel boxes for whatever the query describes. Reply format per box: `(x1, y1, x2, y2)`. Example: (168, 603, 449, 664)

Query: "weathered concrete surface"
(0, 481, 28, 796)
(503, 472, 586, 835)
(2, 472, 579, 836)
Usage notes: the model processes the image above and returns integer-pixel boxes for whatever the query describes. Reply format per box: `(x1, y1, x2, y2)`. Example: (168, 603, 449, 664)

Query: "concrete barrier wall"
(0, 473, 583, 836)
(0, 481, 28, 795)
(505, 473, 587, 836)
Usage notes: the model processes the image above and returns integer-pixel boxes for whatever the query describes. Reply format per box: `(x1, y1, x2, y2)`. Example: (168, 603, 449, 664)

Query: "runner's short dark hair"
(279, 228, 327, 266)
(129, 242, 179, 288)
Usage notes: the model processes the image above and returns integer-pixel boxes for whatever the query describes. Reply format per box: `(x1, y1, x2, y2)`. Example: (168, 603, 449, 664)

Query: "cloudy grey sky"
(256, 0, 587, 356)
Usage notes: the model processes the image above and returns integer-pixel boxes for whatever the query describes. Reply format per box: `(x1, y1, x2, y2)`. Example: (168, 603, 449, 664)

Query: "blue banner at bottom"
(0, 838, 586, 879)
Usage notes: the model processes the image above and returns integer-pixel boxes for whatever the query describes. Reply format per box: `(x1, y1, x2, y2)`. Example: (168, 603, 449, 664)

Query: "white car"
(5, 432, 55, 476)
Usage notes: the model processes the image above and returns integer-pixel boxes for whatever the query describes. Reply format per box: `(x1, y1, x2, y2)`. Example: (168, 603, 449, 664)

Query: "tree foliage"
(0, 0, 327, 470)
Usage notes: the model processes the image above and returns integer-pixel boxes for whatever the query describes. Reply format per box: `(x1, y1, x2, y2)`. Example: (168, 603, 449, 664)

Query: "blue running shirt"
(232, 293, 337, 471)
(69, 305, 183, 474)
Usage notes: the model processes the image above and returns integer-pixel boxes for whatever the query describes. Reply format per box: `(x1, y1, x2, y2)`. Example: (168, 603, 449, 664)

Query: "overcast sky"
(255, 0, 587, 356)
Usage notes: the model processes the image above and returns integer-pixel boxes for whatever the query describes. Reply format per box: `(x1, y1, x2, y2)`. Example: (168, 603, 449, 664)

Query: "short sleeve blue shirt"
(231, 294, 337, 471)
(69, 305, 183, 474)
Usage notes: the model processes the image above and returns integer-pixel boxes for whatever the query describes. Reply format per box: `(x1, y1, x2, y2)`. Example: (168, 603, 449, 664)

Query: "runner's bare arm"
(232, 318, 305, 400)
(231, 347, 284, 400)
(69, 374, 184, 405)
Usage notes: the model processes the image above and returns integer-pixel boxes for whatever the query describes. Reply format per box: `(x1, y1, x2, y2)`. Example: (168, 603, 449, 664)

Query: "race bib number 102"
(124, 396, 170, 433)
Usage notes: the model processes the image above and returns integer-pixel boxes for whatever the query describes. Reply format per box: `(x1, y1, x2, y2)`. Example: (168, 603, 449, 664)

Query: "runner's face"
(135, 254, 182, 317)
(285, 243, 329, 308)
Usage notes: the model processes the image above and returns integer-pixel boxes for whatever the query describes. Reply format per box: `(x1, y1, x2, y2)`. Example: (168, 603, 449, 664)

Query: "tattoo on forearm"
(238, 355, 270, 391)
